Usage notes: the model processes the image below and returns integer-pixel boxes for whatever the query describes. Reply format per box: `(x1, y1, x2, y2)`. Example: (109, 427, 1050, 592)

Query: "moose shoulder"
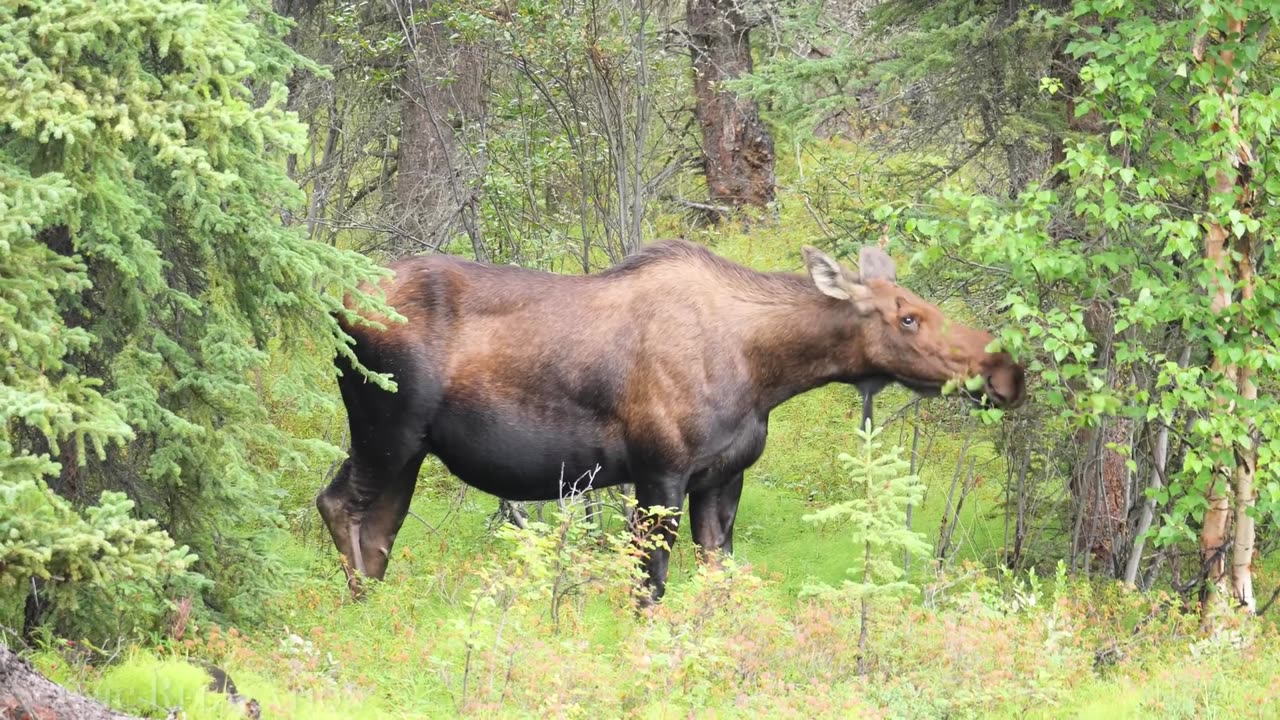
(317, 240, 1026, 603)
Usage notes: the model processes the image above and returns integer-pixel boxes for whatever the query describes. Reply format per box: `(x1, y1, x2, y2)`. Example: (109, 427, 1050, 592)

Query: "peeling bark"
(686, 0, 775, 209)
(1195, 11, 1256, 618)
(1230, 237, 1258, 613)
(1200, 216, 1235, 608)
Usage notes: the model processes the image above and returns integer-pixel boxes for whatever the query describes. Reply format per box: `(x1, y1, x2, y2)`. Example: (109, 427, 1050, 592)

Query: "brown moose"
(317, 241, 1026, 603)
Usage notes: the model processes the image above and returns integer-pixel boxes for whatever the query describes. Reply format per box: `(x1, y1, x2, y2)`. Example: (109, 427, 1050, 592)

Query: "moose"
(317, 240, 1026, 604)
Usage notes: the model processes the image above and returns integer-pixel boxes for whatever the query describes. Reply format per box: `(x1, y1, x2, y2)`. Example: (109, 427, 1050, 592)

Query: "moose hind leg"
(316, 436, 426, 599)
(358, 446, 429, 581)
(316, 459, 375, 596)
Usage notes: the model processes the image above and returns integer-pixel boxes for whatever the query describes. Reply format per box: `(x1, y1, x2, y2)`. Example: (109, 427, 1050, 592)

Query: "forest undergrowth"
(22, 486, 1280, 720)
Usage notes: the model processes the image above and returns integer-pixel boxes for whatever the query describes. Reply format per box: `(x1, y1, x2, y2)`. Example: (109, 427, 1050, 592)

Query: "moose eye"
(900, 315, 918, 330)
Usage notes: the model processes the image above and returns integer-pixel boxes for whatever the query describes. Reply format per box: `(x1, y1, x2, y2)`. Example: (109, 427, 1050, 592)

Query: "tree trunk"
(686, 0, 775, 209)
(1, 646, 141, 720)
(1200, 218, 1235, 614)
(1194, 13, 1255, 619)
(585, 0, 656, 259)
(1123, 345, 1190, 586)
(395, 1, 488, 258)
(857, 539, 870, 677)
(1069, 300, 1130, 577)
(1230, 237, 1258, 612)
(1047, 22, 1102, 188)
(1071, 419, 1131, 575)
(1051, 30, 1131, 576)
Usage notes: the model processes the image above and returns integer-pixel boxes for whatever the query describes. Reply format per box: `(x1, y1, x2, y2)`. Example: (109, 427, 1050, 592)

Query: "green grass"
(28, 469, 1277, 719)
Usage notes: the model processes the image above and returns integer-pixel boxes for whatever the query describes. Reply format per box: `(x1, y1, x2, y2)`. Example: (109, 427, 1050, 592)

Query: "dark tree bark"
(1071, 415, 1131, 574)
(395, 2, 489, 259)
(686, 0, 775, 209)
(1068, 300, 1132, 577)
(1, 646, 141, 720)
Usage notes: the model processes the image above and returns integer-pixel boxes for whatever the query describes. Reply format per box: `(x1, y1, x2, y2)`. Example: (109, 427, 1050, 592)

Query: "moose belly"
(426, 403, 627, 502)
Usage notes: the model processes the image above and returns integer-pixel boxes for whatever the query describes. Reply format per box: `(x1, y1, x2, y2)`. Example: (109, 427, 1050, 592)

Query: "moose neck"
(737, 279, 875, 413)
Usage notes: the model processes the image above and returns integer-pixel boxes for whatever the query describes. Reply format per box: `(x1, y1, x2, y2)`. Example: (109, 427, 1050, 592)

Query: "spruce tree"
(1, 0, 390, 637)
(802, 423, 931, 675)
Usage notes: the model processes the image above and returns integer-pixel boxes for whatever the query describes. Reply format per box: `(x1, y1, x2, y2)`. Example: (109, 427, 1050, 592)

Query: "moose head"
(802, 245, 1027, 410)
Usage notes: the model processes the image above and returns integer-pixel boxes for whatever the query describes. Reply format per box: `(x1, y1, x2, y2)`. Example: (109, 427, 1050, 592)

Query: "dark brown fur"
(317, 240, 1025, 603)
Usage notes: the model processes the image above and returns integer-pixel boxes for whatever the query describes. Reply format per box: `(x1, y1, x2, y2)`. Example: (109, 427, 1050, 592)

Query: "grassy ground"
(25, 474, 1280, 719)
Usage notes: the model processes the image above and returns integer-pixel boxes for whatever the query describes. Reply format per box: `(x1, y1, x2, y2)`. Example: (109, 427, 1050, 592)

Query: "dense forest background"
(3, 0, 1280, 717)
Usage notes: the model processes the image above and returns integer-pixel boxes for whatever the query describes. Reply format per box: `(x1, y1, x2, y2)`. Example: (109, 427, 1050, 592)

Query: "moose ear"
(803, 245, 877, 311)
(802, 245, 854, 300)
(859, 246, 897, 283)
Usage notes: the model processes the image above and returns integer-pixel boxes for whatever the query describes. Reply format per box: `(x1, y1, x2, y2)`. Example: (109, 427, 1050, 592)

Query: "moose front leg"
(716, 472, 744, 555)
(631, 475, 688, 606)
(689, 487, 726, 565)
(357, 457, 424, 582)
(689, 471, 745, 567)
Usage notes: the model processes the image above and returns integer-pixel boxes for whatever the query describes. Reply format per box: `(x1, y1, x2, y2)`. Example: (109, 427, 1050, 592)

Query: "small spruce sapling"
(801, 421, 931, 675)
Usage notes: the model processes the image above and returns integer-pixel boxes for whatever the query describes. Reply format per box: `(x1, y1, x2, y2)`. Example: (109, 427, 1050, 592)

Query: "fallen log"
(0, 645, 141, 720)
